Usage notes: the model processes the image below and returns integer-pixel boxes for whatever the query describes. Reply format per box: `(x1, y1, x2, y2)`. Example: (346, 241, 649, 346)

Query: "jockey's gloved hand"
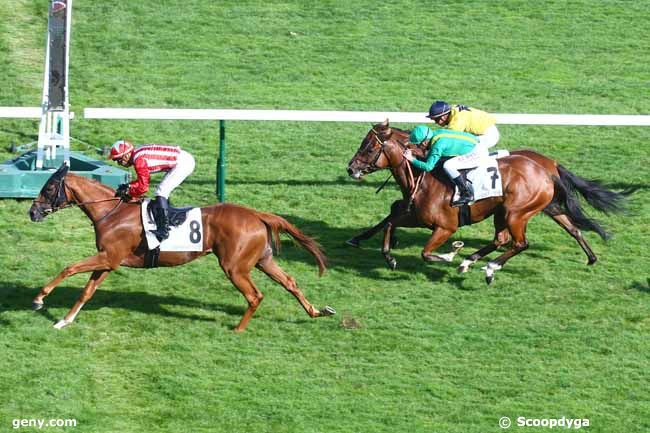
(115, 184, 130, 200)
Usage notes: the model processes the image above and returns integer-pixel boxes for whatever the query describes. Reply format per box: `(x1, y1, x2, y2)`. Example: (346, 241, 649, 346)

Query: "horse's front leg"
(347, 214, 392, 248)
(32, 252, 116, 310)
(421, 227, 455, 262)
(53, 270, 111, 329)
(347, 200, 406, 248)
(382, 221, 398, 270)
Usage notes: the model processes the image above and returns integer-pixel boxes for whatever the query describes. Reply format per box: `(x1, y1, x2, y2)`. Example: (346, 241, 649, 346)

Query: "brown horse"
(347, 122, 626, 273)
(28, 164, 335, 330)
(347, 121, 624, 283)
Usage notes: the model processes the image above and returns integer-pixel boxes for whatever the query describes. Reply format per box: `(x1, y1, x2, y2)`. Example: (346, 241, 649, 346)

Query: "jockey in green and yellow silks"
(403, 125, 488, 206)
(427, 100, 500, 149)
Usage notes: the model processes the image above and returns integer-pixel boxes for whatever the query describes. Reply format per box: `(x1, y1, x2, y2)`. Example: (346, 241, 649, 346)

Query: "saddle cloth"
(141, 199, 204, 252)
(453, 150, 509, 203)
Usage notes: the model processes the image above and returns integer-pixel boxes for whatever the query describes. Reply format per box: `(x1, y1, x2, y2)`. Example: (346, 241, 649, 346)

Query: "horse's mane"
(67, 173, 116, 195)
(372, 123, 425, 157)
(372, 122, 451, 186)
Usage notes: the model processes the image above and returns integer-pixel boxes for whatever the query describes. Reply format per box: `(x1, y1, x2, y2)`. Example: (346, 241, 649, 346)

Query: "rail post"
(216, 119, 226, 202)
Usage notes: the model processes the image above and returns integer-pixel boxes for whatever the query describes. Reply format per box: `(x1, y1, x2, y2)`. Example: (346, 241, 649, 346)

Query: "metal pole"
(216, 119, 226, 202)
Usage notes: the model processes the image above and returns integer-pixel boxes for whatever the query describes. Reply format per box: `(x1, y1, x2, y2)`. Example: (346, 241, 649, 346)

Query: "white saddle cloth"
(141, 199, 204, 252)
(453, 150, 509, 203)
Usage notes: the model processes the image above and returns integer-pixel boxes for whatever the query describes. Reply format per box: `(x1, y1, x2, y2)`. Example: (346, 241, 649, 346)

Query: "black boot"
(451, 175, 474, 207)
(151, 196, 170, 241)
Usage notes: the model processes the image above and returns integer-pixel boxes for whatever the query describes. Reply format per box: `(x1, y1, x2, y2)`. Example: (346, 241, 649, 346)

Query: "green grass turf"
(1, 1, 649, 432)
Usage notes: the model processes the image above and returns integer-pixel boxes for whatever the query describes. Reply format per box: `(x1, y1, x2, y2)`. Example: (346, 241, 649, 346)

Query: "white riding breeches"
(478, 125, 500, 149)
(443, 146, 489, 179)
(155, 150, 196, 198)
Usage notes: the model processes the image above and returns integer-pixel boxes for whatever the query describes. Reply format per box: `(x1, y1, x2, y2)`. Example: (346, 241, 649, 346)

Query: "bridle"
(366, 128, 424, 206)
(32, 174, 72, 214)
(33, 175, 125, 221)
(366, 128, 397, 171)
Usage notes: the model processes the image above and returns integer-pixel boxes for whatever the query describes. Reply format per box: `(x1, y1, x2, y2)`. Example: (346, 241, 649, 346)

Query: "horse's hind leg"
(482, 213, 533, 284)
(256, 255, 335, 320)
(53, 270, 111, 329)
(227, 269, 265, 333)
(458, 209, 510, 273)
(550, 214, 597, 265)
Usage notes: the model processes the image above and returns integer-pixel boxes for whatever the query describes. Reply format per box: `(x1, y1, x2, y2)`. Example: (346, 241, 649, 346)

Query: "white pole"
(37, 0, 72, 169)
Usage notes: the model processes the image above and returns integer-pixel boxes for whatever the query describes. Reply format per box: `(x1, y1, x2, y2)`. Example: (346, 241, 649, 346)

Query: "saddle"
(146, 201, 192, 227)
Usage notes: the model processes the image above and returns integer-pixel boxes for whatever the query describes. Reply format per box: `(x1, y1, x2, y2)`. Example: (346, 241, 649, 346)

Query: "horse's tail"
(551, 175, 611, 241)
(256, 212, 327, 276)
(557, 165, 627, 215)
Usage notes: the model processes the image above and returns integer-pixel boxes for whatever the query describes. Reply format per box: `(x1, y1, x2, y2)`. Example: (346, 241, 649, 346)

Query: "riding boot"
(151, 196, 170, 241)
(451, 175, 474, 207)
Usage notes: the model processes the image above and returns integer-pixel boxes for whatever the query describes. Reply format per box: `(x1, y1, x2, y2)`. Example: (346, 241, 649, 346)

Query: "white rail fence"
(3, 106, 649, 201)
(82, 108, 650, 126)
(2, 107, 650, 125)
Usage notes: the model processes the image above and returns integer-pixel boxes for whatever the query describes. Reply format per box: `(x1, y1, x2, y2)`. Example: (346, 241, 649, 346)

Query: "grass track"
(1, 1, 649, 432)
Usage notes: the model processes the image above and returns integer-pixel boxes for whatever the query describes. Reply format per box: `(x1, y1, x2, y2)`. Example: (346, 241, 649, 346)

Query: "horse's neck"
(419, 170, 451, 201)
(387, 152, 450, 201)
(390, 165, 415, 197)
(66, 175, 118, 222)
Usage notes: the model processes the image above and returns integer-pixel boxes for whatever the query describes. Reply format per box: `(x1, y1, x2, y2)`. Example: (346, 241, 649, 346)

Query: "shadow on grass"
(0, 281, 245, 327)
(629, 278, 650, 294)
(274, 213, 558, 283)
(183, 175, 394, 190)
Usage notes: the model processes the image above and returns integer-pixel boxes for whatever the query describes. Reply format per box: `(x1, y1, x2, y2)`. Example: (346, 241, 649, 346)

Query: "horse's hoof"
(481, 262, 501, 285)
(32, 302, 44, 311)
(345, 238, 360, 248)
(423, 254, 445, 262)
(388, 258, 397, 270)
(53, 319, 71, 329)
(457, 259, 474, 274)
(320, 306, 336, 316)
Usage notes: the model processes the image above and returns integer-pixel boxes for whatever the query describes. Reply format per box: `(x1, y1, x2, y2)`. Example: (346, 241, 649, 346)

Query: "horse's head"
(29, 164, 71, 222)
(347, 119, 406, 179)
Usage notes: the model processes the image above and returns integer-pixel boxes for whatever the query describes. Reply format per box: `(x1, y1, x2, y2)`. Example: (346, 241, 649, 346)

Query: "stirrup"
(452, 194, 474, 207)
(151, 225, 169, 241)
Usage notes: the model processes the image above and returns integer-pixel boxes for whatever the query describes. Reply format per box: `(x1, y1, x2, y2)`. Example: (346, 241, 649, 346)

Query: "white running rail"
(83, 108, 650, 126)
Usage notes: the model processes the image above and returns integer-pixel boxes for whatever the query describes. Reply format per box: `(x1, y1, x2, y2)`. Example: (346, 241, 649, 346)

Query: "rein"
(34, 177, 126, 221)
(369, 128, 423, 203)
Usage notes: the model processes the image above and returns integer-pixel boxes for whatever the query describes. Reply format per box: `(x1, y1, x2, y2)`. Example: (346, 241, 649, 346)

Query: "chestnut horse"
(28, 164, 335, 330)
(347, 122, 625, 274)
(346, 121, 624, 283)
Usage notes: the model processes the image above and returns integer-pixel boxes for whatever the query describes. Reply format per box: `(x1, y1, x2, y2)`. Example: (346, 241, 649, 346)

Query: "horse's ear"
(382, 118, 392, 136)
(55, 163, 69, 177)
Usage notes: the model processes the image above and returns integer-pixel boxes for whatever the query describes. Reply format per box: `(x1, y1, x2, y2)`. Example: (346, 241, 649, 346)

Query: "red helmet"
(109, 139, 134, 160)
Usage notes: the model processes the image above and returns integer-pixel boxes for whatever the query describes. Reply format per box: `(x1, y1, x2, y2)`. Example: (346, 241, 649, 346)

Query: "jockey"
(403, 125, 486, 207)
(109, 139, 196, 241)
(426, 100, 500, 150)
